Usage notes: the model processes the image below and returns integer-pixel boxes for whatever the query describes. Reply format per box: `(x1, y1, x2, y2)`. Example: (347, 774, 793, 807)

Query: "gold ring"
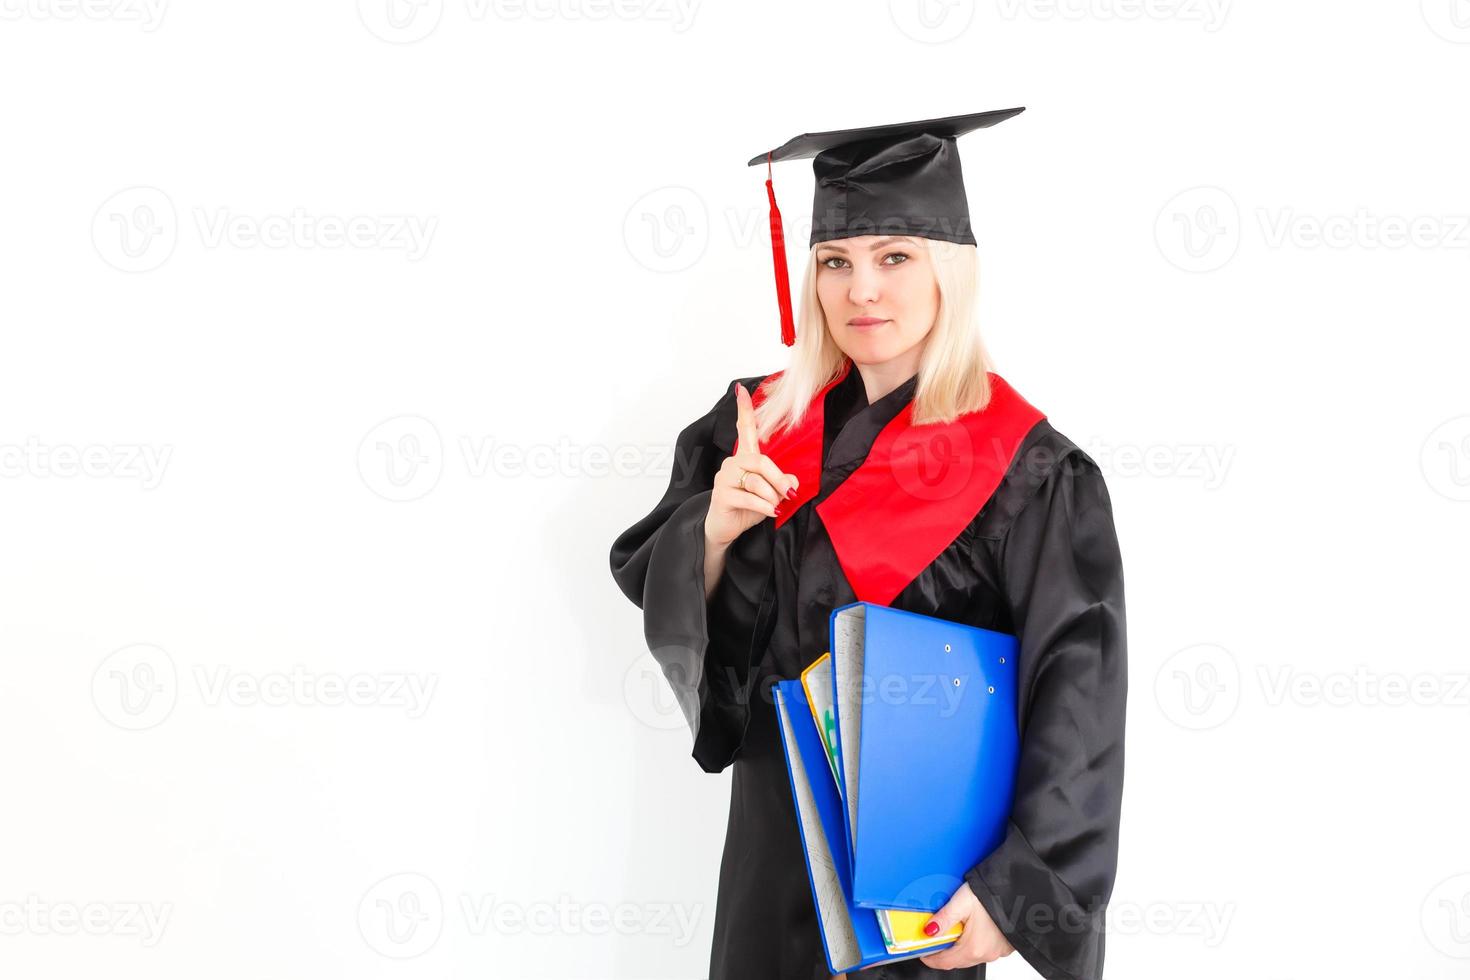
(737, 469, 751, 493)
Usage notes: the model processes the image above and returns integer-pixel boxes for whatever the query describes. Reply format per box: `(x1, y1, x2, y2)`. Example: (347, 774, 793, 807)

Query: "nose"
(847, 262, 880, 307)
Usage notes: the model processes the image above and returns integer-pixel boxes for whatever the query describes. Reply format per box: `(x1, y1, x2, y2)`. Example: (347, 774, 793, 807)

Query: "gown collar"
(825, 361, 920, 470)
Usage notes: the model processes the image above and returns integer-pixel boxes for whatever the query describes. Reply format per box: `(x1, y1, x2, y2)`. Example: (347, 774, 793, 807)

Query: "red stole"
(734, 362, 1045, 606)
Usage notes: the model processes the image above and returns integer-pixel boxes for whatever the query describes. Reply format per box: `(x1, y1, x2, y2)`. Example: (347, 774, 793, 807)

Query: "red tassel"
(765, 153, 796, 347)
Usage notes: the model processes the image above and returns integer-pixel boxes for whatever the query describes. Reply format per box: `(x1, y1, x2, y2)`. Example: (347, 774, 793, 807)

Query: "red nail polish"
(785, 487, 797, 500)
(923, 920, 940, 937)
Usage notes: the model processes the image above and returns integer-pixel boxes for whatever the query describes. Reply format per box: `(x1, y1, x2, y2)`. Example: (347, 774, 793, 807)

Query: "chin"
(845, 336, 901, 363)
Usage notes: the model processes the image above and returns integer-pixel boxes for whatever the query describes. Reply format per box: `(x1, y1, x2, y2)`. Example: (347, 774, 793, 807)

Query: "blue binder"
(772, 679, 958, 973)
(827, 602, 1020, 912)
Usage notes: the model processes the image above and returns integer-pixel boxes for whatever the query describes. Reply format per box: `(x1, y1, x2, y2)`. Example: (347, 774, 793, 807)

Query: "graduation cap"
(748, 107, 1025, 346)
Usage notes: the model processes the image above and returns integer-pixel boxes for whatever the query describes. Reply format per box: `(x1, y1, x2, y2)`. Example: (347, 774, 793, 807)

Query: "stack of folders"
(771, 601, 1021, 974)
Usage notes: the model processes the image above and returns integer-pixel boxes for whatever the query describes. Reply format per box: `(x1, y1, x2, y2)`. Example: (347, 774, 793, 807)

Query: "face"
(815, 234, 940, 367)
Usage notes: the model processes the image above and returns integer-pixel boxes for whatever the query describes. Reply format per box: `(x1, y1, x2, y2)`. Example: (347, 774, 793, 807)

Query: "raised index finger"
(734, 382, 761, 456)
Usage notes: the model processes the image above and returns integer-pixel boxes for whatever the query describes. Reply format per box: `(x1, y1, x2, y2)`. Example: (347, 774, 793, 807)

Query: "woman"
(609, 112, 1127, 980)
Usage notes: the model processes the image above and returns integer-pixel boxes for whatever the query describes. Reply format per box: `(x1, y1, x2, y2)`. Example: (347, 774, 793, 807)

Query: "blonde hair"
(753, 237, 996, 441)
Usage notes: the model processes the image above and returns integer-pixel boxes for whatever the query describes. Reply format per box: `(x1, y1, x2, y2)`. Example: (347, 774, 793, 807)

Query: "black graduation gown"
(608, 364, 1127, 980)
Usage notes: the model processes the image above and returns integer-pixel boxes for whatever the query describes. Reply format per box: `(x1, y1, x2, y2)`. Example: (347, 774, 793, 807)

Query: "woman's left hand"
(917, 882, 1015, 970)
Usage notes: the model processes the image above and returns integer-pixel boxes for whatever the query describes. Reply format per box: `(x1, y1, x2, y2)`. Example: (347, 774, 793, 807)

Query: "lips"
(849, 317, 889, 327)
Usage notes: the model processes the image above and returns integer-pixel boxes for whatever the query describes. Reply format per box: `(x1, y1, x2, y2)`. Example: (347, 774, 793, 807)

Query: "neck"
(852, 349, 922, 406)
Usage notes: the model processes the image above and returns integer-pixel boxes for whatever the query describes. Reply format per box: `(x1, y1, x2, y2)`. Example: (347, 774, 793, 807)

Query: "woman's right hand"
(704, 382, 799, 551)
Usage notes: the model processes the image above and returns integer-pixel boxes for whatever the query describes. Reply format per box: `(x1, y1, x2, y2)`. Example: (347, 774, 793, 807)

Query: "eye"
(882, 251, 909, 266)
(820, 255, 850, 270)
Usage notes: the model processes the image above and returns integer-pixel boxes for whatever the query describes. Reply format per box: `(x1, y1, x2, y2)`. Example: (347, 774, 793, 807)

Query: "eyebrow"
(816, 236, 915, 254)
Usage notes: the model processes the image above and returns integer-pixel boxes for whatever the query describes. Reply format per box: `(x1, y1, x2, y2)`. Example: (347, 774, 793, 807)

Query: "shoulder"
(972, 416, 1107, 543)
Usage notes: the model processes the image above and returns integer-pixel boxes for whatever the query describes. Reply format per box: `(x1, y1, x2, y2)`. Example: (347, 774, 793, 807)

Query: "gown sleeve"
(608, 377, 773, 774)
(964, 448, 1128, 980)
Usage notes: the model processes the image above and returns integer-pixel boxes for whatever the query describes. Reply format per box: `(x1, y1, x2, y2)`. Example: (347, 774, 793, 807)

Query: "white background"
(2, 1, 1468, 977)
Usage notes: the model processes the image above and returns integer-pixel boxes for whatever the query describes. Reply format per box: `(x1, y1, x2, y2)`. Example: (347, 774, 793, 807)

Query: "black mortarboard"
(748, 107, 1025, 346)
